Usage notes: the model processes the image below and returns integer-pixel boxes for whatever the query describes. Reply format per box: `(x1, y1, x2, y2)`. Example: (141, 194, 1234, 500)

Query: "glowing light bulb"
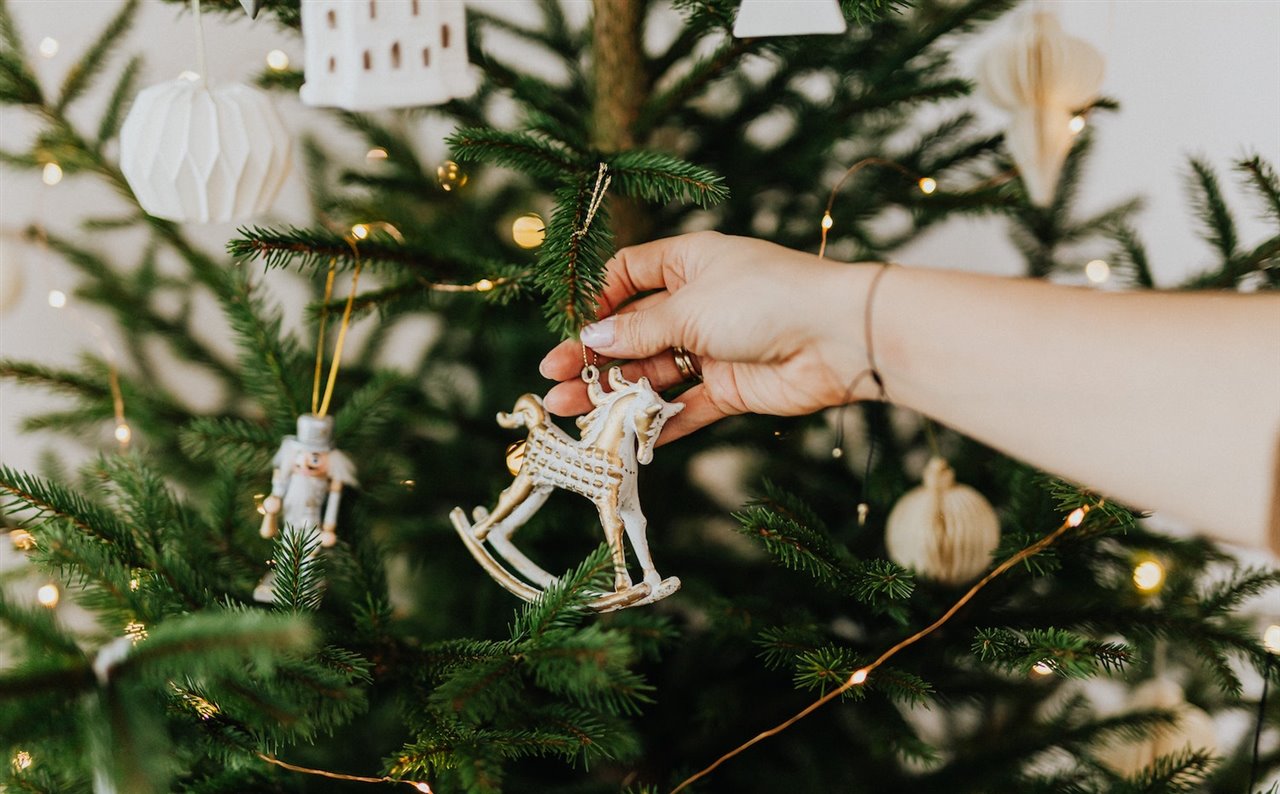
(125, 620, 148, 643)
(366, 147, 388, 161)
(351, 223, 370, 240)
(37, 583, 60, 608)
(475, 278, 494, 292)
(265, 49, 290, 71)
(1085, 259, 1110, 284)
(9, 528, 36, 550)
(511, 213, 546, 249)
(1069, 115, 1086, 134)
(849, 668, 869, 685)
(12, 750, 32, 771)
(856, 502, 869, 526)
(830, 447, 844, 459)
(821, 212, 834, 230)
(413, 784, 433, 793)
(1132, 559, 1165, 592)
(1067, 507, 1087, 527)
(1031, 660, 1054, 676)
(114, 422, 132, 445)
(129, 577, 140, 591)
(41, 162, 63, 186)
(400, 479, 416, 490)
(179, 70, 201, 82)
(436, 160, 467, 191)
(1265, 625, 1280, 655)
(38, 37, 59, 58)
(47, 289, 67, 308)
(917, 177, 938, 195)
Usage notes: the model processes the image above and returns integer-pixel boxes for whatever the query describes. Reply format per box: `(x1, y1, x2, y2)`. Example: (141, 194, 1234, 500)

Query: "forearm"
(861, 265, 1280, 548)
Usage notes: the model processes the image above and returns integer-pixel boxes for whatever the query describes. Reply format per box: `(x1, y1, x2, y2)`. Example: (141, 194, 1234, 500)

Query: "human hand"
(539, 232, 880, 443)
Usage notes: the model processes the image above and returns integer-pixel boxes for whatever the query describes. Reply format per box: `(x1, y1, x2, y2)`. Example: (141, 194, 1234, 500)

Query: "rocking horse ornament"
(452, 365, 684, 611)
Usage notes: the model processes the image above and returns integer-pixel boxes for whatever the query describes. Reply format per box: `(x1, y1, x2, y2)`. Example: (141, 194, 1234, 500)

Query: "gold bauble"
(511, 213, 546, 249)
(436, 160, 468, 192)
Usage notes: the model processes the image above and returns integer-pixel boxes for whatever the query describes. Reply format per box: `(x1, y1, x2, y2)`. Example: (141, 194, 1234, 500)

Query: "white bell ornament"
(120, 77, 292, 224)
(1096, 678, 1219, 776)
(976, 10, 1104, 206)
(299, 0, 477, 111)
(884, 457, 1000, 585)
(733, 0, 846, 38)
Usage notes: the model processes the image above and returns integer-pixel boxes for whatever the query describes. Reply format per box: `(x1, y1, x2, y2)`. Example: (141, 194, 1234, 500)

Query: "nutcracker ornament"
(254, 413, 357, 603)
(452, 366, 684, 612)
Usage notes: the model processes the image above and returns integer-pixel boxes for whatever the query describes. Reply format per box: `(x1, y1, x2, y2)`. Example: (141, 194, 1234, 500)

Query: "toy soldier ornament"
(254, 413, 358, 603)
(452, 365, 683, 612)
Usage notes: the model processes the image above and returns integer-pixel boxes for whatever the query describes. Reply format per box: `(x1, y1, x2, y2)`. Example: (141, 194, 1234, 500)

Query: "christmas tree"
(2, 1, 1279, 792)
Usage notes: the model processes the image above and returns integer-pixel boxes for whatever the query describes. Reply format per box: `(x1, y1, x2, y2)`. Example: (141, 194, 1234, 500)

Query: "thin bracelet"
(839, 262, 893, 404)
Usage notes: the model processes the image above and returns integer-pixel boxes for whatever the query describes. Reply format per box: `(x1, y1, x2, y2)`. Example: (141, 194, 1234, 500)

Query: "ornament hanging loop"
(191, 0, 209, 87)
(581, 363, 600, 384)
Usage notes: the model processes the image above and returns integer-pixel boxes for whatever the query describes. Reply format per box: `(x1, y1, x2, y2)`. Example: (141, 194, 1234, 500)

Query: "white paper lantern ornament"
(976, 10, 1104, 207)
(119, 1, 291, 224)
(1096, 678, 1219, 776)
(300, 0, 477, 112)
(884, 457, 1000, 585)
(733, 0, 846, 38)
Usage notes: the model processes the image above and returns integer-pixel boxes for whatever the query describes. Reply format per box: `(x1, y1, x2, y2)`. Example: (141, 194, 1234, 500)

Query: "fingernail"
(538, 355, 553, 378)
(579, 316, 615, 348)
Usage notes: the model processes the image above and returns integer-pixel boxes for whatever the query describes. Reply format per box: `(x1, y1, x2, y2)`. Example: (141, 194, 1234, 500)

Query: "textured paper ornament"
(885, 457, 1000, 585)
(254, 414, 358, 603)
(452, 366, 684, 612)
(976, 10, 1104, 206)
(733, 0, 846, 38)
(119, 77, 292, 224)
(300, 0, 477, 111)
(1096, 678, 1219, 776)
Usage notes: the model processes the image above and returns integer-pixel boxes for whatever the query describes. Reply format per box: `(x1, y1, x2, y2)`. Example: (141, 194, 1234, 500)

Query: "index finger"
(595, 233, 709, 317)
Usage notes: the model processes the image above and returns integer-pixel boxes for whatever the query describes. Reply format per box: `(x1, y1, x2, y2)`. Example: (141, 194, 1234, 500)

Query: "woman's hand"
(538, 232, 877, 443)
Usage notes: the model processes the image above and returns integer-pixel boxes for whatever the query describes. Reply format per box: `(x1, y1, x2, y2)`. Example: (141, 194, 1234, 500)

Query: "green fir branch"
(447, 127, 587, 181)
(1186, 157, 1239, 260)
(95, 54, 142, 146)
(607, 150, 730, 208)
(268, 527, 324, 613)
(54, 0, 138, 114)
(535, 178, 614, 335)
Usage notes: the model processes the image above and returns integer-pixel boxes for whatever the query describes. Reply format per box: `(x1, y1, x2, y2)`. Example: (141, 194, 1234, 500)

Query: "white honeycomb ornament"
(733, 0, 846, 38)
(119, 77, 291, 224)
(1095, 678, 1219, 776)
(300, 0, 476, 111)
(884, 457, 1001, 585)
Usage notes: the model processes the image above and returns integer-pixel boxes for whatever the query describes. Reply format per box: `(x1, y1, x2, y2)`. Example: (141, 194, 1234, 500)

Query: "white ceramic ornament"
(733, 0, 846, 38)
(300, 0, 477, 111)
(119, 77, 292, 224)
(884, 457, 1000, 585)
(452, 366, 684, 612)
(1096, 678, 1219, 776)
(254, 413, 358, 603)
(976, 10, 1104, 206)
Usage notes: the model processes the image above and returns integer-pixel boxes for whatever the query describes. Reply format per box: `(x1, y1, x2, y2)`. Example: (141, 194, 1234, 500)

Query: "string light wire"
(257, 753, 431, 791)
(671, 504, 1093, 793)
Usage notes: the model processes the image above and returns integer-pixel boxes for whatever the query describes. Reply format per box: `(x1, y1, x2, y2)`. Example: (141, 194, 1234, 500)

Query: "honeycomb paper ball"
(120, 78, 291, 223)
(1096, 678, 1219, 776)
(885, 457, 1000, 585)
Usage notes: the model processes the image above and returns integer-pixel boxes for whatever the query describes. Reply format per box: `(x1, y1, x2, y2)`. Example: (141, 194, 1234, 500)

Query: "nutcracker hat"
(296, 413, 335, 452)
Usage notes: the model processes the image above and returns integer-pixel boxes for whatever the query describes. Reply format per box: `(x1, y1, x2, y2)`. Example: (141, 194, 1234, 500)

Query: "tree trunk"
(592, 0, 651, 247)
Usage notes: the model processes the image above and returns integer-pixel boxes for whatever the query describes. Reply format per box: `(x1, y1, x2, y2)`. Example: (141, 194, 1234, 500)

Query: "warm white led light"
(1085, 259, 1110, 284)
(366, 147, 388, 161)
(36, 583, 60, 608)
(114, 422, 132, 444)
(1132, 559, 1165, 592)
(1265, 625, 1280, 655)
(266, 49, 290, 71)
(47, 289, 67, 308)
(917, 177, 938, 195)
(42, 162, 63, 186)
(1069, 115, 1086, 134)
(38, 37, 59, 58)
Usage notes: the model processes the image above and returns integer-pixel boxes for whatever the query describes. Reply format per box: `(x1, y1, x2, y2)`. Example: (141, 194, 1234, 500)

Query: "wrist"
(815, 261, 890, 404)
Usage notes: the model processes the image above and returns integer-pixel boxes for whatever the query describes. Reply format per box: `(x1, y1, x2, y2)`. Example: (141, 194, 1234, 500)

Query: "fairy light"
(36, 583, 60, 608)
(47, 288, 67, 308)
(1069, 114, 1086, 134)
(129, 576, 140, 591)
(41, 162, 63, 186)
(9, 528, 36, 550)
(12, 750, 32, 771)
(1085, 259, 1110, 284)
(400, 479, 416, 490)
(475, 278, 494, 292)
(1132, 559, 1166, 593)
(413, 783, 433, 793)
(1031, 660, 1054, 677)
(351, 223, 370, 240)
(830, 447, 844, 459)
(265, 49, 290, 71)
(511, 213, 546, 249)
(114, 421, 132, 445)
(179, 70, 201, 82)
(38, 37, 59, 58)
(1067, 507, 1087, 527)
(1265, 625, 1280, 655)
(820, 212, 833, 230)
(917, 177, 938, 195)
(366, 147, 388, 161)
(849, 668, 869, 685)
(125, 620, 148, 643)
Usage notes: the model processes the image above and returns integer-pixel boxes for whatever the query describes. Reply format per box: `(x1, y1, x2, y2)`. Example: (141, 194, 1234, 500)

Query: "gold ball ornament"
(1096, 678, 1219, 776)
(884, 457, 1000, 585)
(436, 160, 468, 192)
(511, 213, 546, 249)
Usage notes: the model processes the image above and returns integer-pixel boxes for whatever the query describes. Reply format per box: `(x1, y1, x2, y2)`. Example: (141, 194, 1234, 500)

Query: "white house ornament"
(884, 457, 1000, 585)
(452, 366, 684, 612)
(119, 76, 292, 224)
(976, 10, 1104, 206)
(300, 0, 477, 112)
(733, 0, 846, 38)
(1095, 678, 1219, 776)
(254, 413, 358, 603)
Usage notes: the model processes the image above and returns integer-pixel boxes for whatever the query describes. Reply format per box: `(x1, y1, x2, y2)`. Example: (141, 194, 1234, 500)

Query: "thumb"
(580, 307, 676, 359)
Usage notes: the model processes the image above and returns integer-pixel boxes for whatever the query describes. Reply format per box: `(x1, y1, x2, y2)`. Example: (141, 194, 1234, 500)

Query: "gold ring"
(672, 346, 701, 382)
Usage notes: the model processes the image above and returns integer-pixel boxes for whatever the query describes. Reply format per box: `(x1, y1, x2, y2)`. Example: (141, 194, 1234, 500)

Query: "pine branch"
(535, 179, 614, 336)
(973, 627, 1134, 679)
(1237, 155, 1280, 223)
(1187, 157, 1239, 260)
(447, 127, 588, 181)
(178, 417, 277, 473)
(0, 465, 139, 555)
(113, 608, 315, 682)
(607, 150, 730, 208)
(0, 590, 84, 657)
(54, 0, 138, 114)
(268, 527, 324, 613)
(95, 54, 142, 146)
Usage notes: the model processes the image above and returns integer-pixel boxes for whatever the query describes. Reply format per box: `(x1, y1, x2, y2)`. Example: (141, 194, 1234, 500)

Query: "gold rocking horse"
(451, 366, 684, 611)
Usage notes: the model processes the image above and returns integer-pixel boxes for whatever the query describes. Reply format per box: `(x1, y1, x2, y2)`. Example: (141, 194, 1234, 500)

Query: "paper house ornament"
(300, 0, 477, 111)
(119, 77, 292, 224)
(733, 0, 847, 38)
